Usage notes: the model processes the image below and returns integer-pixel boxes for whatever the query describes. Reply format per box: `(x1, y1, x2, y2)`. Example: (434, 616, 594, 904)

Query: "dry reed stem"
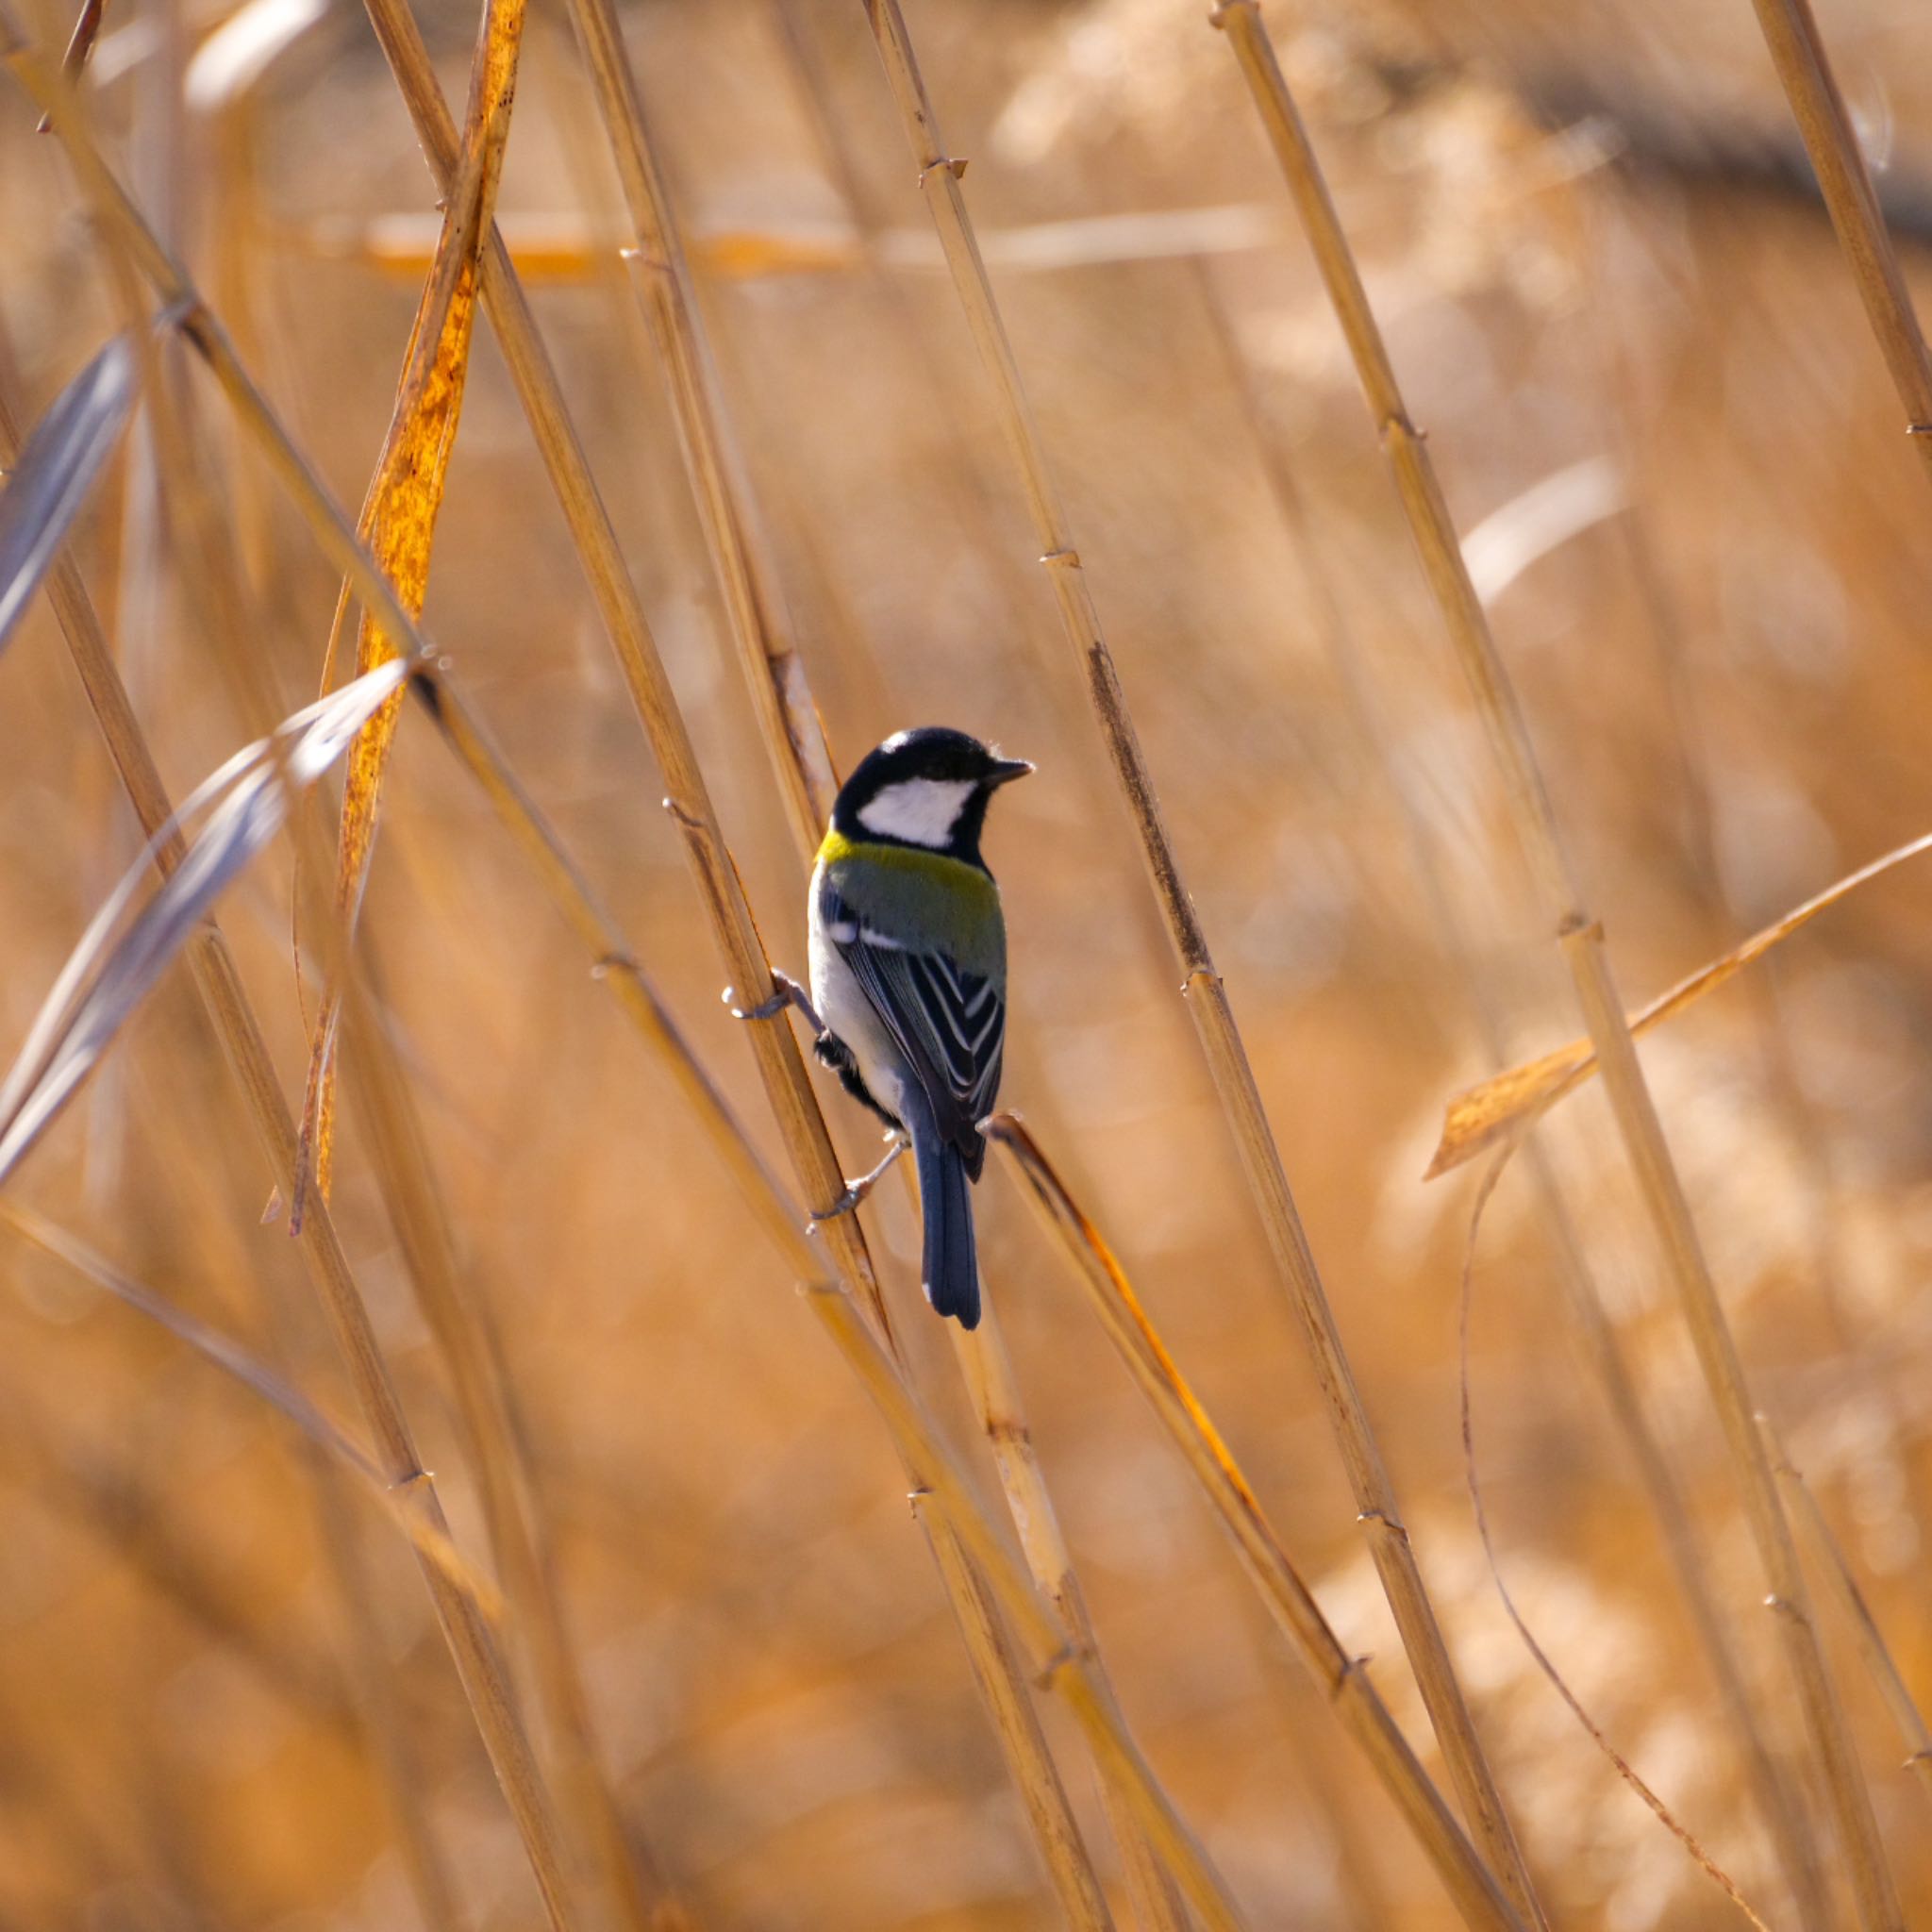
(985, 1116, 1527, 1932)
(856, 5, 1543, 1924)
(415, 676, 812, 1268)
(0, 309, 471, 1932)
(1197, 270, 1830, 1920)
(1763, 1420, 1932, 1808)
(564, 8, 1180, 1914)
(326, 909, 691, 1932)
(341, 4, 1160, 1907)
(276, 1, 677, 1912)
(1208, 7, 1901, 1923)
(806, 1283, 1249, 1932)
(591, 43, 1182, 1931)
(6, 36, 587, 1928)
(951, 1310, 1189, 1932)
(17, 8, 1236, 1912)
(563, 0, 837, 853)
(1740, 0, 1932, 489)
(415, 651, 1244, 1924)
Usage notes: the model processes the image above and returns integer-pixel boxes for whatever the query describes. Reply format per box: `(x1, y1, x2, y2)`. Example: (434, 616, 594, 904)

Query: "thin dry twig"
(559, 0, 837, 855)
(855, 5, 1542, 1923)
(1210, 5, 1901, 1923)
(1454, 1153, 1772, 1932)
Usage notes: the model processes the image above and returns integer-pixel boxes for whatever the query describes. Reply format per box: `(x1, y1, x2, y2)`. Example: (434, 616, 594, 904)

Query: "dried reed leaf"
(1426, 828, 1932, 1178)
(300, 0, 526, 1206)
(0, 1201, 502, 1620)
(1460, 458, 1624, 606)
(0, 661, 408, 1189)
(0, 334, 134, 652)
(183, 0, 329, 113)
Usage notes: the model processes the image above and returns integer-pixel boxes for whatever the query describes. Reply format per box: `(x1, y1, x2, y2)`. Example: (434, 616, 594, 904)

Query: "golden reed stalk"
(1210, 5, 1900, 1924)
(855, 2, 1545, 1923)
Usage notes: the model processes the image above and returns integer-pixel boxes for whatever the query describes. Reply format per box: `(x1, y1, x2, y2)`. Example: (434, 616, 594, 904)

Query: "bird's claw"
(724, 982, 789, 1023)
(808, 1188, 867, 1228)
(724, 969, 813, 1024)
(807, 1134, 909, 1228)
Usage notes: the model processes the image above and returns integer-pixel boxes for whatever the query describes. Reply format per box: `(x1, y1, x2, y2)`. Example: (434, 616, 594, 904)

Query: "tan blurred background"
(3, 0, 1932, 1924)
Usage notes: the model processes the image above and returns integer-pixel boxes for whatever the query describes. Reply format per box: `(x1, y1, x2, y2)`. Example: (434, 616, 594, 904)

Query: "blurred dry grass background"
(4, 0, 1932, 1924)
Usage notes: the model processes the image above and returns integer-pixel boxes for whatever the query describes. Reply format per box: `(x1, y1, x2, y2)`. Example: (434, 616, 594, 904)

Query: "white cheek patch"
(857, 777, 974, 848)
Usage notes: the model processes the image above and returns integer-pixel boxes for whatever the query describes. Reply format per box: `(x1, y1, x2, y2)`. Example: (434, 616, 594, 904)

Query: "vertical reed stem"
(564, 5, 1187, 1914)
(565, 0, 837, 856)
(1196, 267, 1830, 1924)
(856, 5, 1543, 1922)
(1740, 0, 1932, 491)
(1210, 7, 1900, 1923)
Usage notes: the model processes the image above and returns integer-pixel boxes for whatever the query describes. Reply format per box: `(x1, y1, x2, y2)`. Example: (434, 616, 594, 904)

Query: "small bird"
(735, 727, 1030, 1328)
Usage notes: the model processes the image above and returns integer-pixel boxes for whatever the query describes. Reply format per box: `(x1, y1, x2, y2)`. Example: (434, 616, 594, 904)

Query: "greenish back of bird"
(817, 830, 1006, 983)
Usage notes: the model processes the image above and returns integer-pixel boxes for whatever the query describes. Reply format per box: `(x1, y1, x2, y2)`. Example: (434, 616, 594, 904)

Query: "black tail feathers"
(915, 1133, 980, 1329)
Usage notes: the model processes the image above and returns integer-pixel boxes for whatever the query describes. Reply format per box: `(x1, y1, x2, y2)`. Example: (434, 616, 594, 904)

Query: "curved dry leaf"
(1460, 458, 1624, 607)
(0, 334, 135, 653)
(1426, 828, 1932, 1178)
(0, 661, 409, 1189)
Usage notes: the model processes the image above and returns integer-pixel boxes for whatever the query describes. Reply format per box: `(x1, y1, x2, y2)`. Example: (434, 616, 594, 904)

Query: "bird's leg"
(724, 968, 825, 1034)
(810, 1132, 909, 1226)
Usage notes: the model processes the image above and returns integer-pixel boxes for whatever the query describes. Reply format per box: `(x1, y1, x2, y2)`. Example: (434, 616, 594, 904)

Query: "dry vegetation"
(3, 0, 1932, 1926)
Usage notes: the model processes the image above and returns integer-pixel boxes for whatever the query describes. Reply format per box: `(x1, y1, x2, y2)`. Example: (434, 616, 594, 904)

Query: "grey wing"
(822, 880, 1004, 1172)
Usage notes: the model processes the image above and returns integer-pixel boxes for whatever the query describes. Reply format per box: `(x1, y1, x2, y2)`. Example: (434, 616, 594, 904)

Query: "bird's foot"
(809, 1134, 909, 1226)
(724, 969, 824, 1033)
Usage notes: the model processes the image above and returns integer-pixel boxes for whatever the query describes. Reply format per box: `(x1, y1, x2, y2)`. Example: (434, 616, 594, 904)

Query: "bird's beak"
(987, 757, 1034, 787)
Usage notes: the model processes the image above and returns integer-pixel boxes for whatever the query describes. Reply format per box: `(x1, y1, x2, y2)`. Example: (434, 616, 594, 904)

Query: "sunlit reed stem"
(1195, 268, 1830, 1924)
(1209, 7, 1900, 1925)
(854, 3, 1543, 1923)
(566, 3, 1184, 1913)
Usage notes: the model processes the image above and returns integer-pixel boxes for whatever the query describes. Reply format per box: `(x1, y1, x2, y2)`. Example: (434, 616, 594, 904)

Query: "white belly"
(809, 864, 912, 1124)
